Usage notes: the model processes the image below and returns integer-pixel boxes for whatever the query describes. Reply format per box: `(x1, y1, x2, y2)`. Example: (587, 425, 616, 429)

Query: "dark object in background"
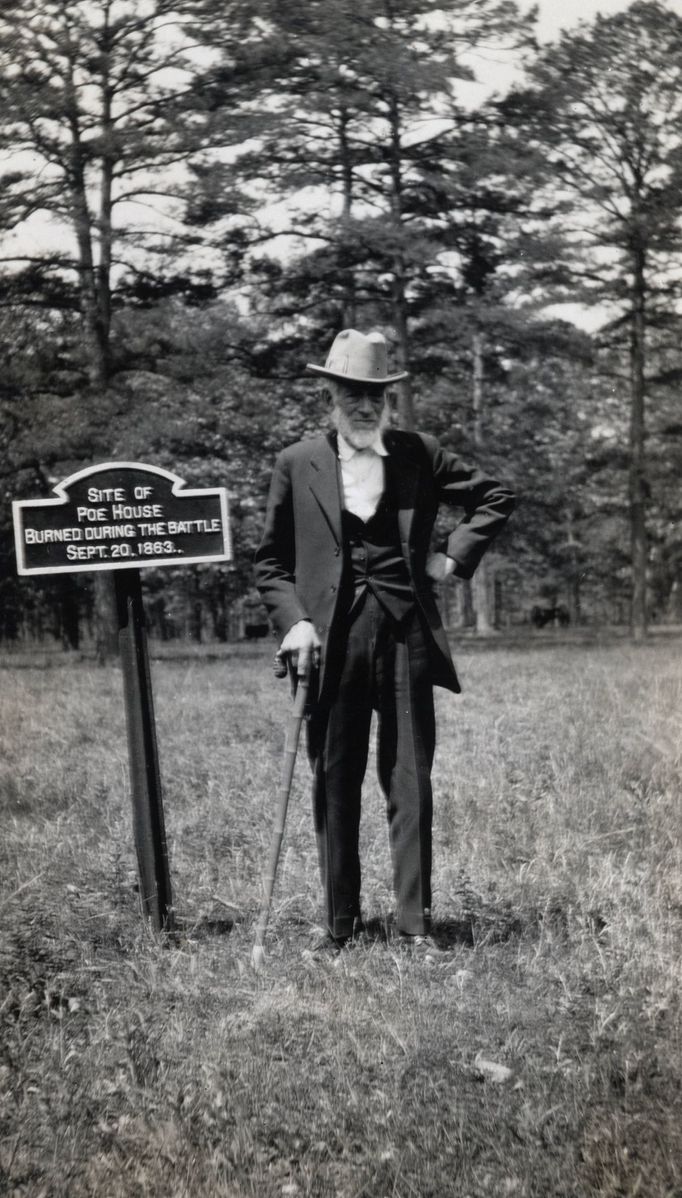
(531, 604, 570, 629)
(243, 590, 269, 639)
(245, 622, 269, 639)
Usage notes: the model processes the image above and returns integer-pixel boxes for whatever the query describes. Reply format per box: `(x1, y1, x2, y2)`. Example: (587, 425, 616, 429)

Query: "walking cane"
(251, 653, 311, 969)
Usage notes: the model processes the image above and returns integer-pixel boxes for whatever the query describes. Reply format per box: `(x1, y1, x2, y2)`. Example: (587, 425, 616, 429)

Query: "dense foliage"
(1, 0, 681, 644)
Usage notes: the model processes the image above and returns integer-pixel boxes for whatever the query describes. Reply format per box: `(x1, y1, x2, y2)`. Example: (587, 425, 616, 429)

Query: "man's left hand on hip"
(425, 552, 456, 582)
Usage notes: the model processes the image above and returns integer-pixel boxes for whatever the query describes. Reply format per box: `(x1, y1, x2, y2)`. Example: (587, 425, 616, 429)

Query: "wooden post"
(14, 461, 231, 934)
(114, 569, 173, 932)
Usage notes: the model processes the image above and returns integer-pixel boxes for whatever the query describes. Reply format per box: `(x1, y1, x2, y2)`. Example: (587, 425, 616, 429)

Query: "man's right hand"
(279, 620, 321, 676)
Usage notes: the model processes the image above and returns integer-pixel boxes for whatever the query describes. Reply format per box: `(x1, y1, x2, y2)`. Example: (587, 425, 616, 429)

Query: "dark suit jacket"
(254, 429, 515, 696)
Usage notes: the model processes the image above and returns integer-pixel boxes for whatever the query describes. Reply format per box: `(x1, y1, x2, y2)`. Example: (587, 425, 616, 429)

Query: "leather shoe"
(310, 932, 351, 956)
(310, 918, 366, 956)
(398, 934, 448, 962)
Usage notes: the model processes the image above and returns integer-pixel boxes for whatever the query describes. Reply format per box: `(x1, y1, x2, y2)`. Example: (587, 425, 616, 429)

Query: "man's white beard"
(331, 403, 390, 450)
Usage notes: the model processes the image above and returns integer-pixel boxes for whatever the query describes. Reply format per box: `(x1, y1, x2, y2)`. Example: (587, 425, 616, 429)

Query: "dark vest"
(340, 460, 415, 623)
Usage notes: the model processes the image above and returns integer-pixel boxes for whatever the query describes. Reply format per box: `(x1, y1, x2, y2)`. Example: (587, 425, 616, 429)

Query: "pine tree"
(0, 0, 274, 653)
(206, 0, 535, 428)
(500, 0, 682, 637)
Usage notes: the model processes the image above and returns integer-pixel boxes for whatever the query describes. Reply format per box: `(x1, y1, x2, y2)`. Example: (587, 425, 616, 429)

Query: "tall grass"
(1, 639, 680, 1197)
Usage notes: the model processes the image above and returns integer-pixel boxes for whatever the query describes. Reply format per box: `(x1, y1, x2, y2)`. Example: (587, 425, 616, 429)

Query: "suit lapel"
(384, 431, 421, 546)
(308, 434, 343, 546)
(307, 430, 422, 548)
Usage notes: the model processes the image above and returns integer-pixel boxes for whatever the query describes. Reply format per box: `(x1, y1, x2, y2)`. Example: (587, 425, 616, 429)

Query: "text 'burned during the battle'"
(13, 463, 231, 575)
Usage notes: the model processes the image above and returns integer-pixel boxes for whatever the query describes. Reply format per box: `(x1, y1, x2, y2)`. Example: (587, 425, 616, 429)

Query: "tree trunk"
(73, 194, 109, 384)
(64, 54, 109, 387)
(386, 90, 415, 431)
(97, 29, 114, 365)
(392, 279, 415, 430)
(568, 539, 581, 626)
(338, 104, 357, 328)
(472, 567, 492, 634)
(493, 574, 504, 629)
(440, 574, 459, 630)
(461, 579, 474, 627)
(69, 35, 117, 659)
(471, 327, 493, 634)
(189, 571, 203, 642)
(629, 245, 648, 640)
(94, 573, 118, 664)
(667, 580, 682, 623)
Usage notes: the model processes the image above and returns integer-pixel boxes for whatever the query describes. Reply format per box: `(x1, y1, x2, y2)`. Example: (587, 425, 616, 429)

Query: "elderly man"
(254, 329, 514, 956)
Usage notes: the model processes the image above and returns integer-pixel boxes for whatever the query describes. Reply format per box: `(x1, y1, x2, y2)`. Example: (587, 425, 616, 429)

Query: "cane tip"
(251, 944, 266, 971)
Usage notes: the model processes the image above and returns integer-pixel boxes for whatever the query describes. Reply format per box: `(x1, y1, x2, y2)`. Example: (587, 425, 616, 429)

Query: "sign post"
(115, 568, 174, 931)
(13, 462, 232, 933)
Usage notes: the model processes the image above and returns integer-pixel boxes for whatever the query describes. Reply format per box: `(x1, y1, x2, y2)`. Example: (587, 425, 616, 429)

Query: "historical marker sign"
(12, 460, 233, 934)
(13, 461, 231, 576)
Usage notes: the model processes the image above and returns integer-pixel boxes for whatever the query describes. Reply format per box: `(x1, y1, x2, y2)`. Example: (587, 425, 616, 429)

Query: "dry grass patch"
(1, 638, 680, 1197)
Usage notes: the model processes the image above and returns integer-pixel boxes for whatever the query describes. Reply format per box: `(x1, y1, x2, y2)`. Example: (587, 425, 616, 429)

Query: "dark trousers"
(307, 591, 436, 939)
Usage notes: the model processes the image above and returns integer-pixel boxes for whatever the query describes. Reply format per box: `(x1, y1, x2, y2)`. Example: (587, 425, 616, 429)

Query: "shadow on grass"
(355, 914, 518, 949)
(174, 915, 235, 941)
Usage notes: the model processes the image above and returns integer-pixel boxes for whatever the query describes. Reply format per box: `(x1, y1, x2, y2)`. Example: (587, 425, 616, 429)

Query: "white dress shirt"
(337, 432, 388, 522)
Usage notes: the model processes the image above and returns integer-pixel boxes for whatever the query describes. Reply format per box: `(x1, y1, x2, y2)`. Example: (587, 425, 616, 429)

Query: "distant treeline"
(2, 566, 678, 653)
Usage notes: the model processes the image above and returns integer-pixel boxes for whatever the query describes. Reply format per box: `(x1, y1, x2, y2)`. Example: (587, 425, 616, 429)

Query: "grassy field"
(0, 637, 681, 1197)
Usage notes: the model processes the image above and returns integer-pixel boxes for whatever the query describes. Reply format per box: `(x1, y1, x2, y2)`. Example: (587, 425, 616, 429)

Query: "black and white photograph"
(1, 0, 681, 1194)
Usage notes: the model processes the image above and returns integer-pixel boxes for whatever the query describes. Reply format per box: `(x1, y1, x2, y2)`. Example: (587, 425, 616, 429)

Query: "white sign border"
(13, 461, 232, 576)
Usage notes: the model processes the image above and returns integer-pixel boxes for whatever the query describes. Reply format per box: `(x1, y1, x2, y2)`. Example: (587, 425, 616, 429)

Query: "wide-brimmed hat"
(307, 329, 408, 384)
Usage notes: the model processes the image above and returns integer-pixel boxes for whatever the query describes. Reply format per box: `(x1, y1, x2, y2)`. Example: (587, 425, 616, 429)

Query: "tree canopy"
(1, 0, 681, 645)
(500, 0, 682, 634)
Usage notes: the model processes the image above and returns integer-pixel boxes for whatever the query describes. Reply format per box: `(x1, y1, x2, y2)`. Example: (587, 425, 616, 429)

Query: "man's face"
(329, 380, 390, 449)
